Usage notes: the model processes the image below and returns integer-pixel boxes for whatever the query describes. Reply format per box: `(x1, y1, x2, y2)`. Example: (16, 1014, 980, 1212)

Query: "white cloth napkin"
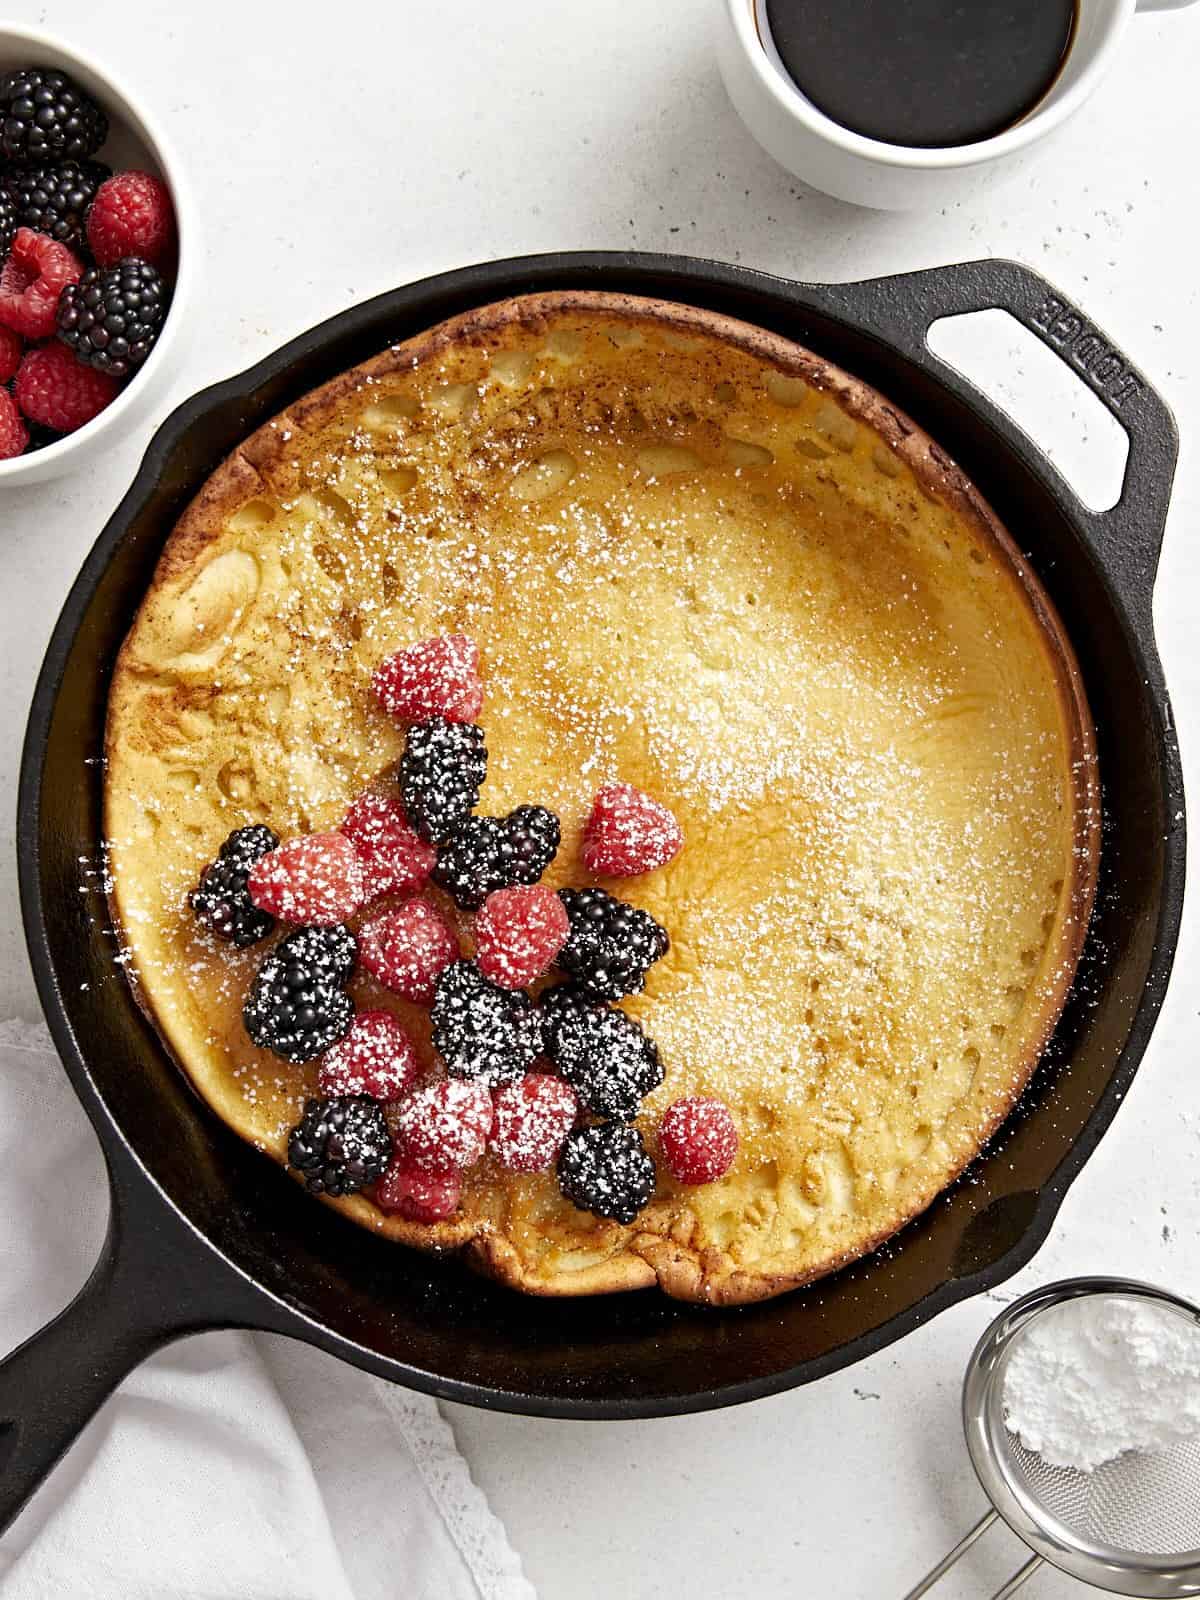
(0, 1020, 535, 1600)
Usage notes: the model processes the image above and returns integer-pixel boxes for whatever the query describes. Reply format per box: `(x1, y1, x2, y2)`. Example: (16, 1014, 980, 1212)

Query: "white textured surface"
(1, 1, 1199, 1595)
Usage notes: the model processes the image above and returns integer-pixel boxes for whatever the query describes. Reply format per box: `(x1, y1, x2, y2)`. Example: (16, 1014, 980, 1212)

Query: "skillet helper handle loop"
(0, 1218, 173, 1535)
(844, 258, 1179, 608)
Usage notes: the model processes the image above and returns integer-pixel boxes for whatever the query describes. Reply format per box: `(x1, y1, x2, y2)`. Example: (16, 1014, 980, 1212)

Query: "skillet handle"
(822, 258, 1179, 606)
(0, 1168, 272, 1535)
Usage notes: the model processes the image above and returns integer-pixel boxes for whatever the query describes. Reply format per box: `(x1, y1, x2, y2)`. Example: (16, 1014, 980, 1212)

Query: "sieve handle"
(990, 1555, 1043, 1599)
(901, 1510, 999, 1599)
(901, 1513, 1045, 1600)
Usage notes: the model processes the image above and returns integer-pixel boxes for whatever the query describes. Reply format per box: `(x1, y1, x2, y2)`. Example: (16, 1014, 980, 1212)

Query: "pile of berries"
(0, 66, 176, 459)
(191, 633, 736, 1228)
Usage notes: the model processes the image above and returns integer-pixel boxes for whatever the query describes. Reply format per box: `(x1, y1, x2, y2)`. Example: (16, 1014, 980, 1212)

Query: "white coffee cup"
(717, 0, 1198, 209)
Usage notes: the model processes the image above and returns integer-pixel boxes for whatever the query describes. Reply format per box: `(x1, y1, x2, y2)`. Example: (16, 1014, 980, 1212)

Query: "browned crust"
(104, 291, 1099, 1305)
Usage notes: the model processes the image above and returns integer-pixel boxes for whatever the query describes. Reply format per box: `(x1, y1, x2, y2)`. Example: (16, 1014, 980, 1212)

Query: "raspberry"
(373, 633, 483, 724)
(394, 1079, 493, 1173)
(474, 885, 569, 990)
(13, 342, 118, 433)
(489, 1074, 579, 1173)
(247, 832, 367, 925)
(658, 1097, 738, 1185)
(582, 782, 683, 877)
(0, 390, 28, 459)
(86, 170, 177, 270)
(341, 791, 436, 901)
(359, 900, 459, 1003)
(0, 228, 83, 339)
(0, 325, 23, 383)
(317, 1011, 420, 1101)
(376, 1155, 462, 1221)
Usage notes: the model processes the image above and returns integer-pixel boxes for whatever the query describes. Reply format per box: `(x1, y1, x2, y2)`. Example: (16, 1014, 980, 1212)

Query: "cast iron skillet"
(4, 254, 1184, 1530)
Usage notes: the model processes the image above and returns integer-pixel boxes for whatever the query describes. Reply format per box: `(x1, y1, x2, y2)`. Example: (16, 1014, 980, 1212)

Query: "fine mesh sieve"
(901, 1278, 1200, 1600)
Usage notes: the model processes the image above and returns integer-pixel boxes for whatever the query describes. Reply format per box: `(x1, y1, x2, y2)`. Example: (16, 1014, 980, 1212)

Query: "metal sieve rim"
(961, 1276, 1200, 1598)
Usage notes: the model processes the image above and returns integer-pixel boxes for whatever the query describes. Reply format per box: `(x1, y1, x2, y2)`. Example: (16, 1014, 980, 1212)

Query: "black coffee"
(763, 0, 1077, 149)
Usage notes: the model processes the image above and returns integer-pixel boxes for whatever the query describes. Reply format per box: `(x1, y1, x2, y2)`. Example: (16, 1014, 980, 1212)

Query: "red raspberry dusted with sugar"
(376, 1155, 462, 1221)
(0, 325, 22, 384)
(341, 791, 436, 901)
(474, 884, 569, 990)
(87, 170, 177, 271)
(0, 390, 28, 459)
(372, 634, 483, 724)
(247, 832, 366, 925)
(359, 900, 459, 1003)
(394, 1079, 493, 1173)
(317, 1011, 420, 1101)
(0, 228, 83, 339)
(582, 782, 683, 877)
(489, 1073, 579, 1173)
(14, 342, 119, 433)
(658, 1097, 738, 1185)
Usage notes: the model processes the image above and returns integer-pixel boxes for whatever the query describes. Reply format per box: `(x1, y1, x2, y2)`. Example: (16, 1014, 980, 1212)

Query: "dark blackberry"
(0, 68, 108, 162)
(287, 1096, 391, 1197)
(399, 717, 487, 844)
(190, 824, 280, 947)
(557, 1122, 656, 1225)
(556, 887, 669, 1000)
(57, 257, 168, 378)
(0, 188, 15, 258)
(5, 158, 110, 247)
(540, 983, 663, 1119)
(505, 804, 560, 882)
(243, 926, 356, 1063)
(282, 922, 359, 984)
(433, 804, 559, 910)
(431, 959, 543, 1087)
(433, 816, 509, 910)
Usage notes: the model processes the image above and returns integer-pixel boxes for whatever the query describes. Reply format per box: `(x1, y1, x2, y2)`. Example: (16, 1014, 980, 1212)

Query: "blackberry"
(0, 68, 108, 162)
(287, 1096, 391, 1197)
(56, 257, 168, 378)
(399, 717, 486, 844)
(190, 824, 279, 947)
(557, 1123, 656, 1225)
(541, 983, 663, 1119)
(243, 925, 356, 1063)
(556, 887, 669, 1000)
(506, 804, 560, 882)
(282, 922, 359, 984)
(431, 960, 543, 1087)
(5, 158, 110, 247)
(0, 188, 15, 258)
(433, 804, 560, 910)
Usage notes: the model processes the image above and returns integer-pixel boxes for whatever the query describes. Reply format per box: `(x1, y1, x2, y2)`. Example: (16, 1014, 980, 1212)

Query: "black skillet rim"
(17, 251, 1186, 1418)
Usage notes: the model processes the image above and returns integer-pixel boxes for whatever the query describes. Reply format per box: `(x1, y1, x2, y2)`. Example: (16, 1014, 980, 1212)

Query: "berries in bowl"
(0, 27, 193, 483)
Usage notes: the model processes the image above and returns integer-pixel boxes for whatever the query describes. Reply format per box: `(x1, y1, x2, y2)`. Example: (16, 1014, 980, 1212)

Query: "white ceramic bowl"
(0, 24, 195, 485)
(717, 0, 1199, 210)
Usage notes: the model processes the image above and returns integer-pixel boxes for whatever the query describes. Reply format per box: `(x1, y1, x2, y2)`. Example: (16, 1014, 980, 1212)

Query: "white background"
(2, 2, 1199, 1595)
